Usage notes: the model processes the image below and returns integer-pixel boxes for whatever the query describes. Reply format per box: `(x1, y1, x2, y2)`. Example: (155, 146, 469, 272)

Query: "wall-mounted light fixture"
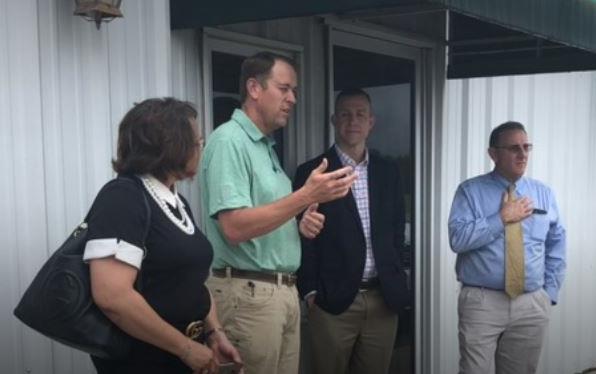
(73, 0, 123, 30)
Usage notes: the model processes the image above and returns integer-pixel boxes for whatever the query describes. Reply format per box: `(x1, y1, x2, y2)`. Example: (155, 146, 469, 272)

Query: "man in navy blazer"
(293, 88, 409, 374)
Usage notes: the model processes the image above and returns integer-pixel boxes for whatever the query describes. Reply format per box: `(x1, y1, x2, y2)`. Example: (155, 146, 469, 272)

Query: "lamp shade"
(74, 0, 123, 29)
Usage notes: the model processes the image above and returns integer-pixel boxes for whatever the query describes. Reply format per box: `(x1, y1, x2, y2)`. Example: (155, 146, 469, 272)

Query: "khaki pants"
(308, 289, 398, 374)
(458, 287, 551, 374)
(207, 275, 300, 374)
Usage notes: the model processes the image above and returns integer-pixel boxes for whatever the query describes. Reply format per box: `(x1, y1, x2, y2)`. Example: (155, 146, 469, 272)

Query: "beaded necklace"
(140, 176, 195, 235)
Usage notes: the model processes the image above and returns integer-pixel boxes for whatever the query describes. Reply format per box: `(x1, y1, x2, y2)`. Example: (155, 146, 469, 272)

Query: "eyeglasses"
(493, 143, 533, 153)
(195, 137, 205, 150)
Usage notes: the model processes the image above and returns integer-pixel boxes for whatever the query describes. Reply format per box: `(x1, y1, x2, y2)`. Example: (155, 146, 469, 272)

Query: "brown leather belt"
(359, 277, 380, 290)
(212, 267, 296, 287)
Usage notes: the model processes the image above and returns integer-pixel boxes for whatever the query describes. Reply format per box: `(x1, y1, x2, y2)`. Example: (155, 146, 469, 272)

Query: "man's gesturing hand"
(301, 158, 357, 205)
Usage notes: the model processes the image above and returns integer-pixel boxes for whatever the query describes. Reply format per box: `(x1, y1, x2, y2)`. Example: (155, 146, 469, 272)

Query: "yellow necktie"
(505, 184, 525, 298)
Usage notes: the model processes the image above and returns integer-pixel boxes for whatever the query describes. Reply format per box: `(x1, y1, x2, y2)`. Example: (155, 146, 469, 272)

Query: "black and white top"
(83, 174, 212, 363)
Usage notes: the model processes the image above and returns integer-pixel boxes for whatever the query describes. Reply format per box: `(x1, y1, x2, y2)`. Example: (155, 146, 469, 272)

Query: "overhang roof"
(171, 0, 596, 54)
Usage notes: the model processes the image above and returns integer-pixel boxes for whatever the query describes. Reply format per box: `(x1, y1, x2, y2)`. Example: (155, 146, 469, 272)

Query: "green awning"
(170, 0, 416, 30)
(171, 0, 596, 54)
(438, 0, 596, 53)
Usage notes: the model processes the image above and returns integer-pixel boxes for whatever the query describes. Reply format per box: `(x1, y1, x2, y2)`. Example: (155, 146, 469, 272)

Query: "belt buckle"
(185, 320, 204, 341)
(285, 273, 296, 287)
(274, 272, 296, 286)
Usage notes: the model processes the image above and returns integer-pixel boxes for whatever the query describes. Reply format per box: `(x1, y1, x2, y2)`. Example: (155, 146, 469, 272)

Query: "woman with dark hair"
(84, 98, 242, 373)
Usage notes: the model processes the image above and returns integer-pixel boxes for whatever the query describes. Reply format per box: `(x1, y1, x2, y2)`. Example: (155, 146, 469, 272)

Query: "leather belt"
(359, 277, 380, 290)
(462, 284, 503, 292)
(212, 267, 297, 287)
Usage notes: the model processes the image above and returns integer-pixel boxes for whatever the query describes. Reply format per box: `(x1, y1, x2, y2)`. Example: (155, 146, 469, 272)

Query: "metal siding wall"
(437, 79, 463, 373)
(1, 0, 172, 373)
(171, 28, 203, 221)
(0, 1, 53, 373)
(440, 72, 596, 374)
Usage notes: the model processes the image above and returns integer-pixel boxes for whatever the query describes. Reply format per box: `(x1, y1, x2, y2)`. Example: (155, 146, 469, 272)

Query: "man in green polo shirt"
(199, 52, 356, 374)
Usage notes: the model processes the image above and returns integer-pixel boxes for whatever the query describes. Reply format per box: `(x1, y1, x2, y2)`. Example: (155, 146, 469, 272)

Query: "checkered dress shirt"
(334, 145, 377, 280)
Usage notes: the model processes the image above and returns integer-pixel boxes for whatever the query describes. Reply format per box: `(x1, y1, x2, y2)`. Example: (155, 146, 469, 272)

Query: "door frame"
(325, 18, 444, 374)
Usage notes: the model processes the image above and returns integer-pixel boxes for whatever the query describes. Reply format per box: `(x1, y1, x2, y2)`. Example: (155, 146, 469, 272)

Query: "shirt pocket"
(527, 213, 549, 241)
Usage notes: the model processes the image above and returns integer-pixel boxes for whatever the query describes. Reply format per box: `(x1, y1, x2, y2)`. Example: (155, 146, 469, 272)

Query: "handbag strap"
(126, 175, 151, 291)
(129, 175, 152, 251)
(83, 176, 152, 290)
(84, 175, 152, 247)
(83, 175, 151, 244)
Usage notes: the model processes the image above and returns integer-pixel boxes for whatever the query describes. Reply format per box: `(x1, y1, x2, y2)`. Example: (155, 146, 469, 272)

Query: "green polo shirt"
(199, 109, 300, 272)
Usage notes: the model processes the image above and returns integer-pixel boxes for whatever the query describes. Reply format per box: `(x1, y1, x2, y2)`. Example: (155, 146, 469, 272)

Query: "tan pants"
(206, 276, 300, 374)
(458, 287, 551, 374)
(307, 289, 398, 374)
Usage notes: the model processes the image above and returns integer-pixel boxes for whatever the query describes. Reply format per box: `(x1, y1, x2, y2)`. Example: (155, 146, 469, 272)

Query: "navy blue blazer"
(293, 147, 409, 315)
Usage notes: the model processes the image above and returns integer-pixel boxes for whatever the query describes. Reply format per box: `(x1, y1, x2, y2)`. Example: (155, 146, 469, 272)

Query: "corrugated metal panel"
(1, 0, 172, 373)
(0, 1, 53, 373)
(440, 71, 596, 373)
(171, 28, 203, 221)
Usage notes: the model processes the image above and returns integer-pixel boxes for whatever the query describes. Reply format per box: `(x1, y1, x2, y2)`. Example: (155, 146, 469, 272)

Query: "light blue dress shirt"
(448, 170, 566, 303)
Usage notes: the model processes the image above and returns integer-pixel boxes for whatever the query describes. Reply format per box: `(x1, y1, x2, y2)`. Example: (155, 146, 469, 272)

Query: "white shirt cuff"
(83, 238, 144, 269)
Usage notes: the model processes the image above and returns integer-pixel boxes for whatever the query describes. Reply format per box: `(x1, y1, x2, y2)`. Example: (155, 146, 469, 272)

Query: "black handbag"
(13, 176, 150, 359)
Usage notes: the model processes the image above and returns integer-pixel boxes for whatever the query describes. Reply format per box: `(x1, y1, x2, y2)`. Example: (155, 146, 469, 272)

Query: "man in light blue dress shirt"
(448, 121, 566, 374)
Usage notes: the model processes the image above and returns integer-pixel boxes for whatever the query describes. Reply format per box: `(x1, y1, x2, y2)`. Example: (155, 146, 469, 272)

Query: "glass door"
(329, 28, 422, 374)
